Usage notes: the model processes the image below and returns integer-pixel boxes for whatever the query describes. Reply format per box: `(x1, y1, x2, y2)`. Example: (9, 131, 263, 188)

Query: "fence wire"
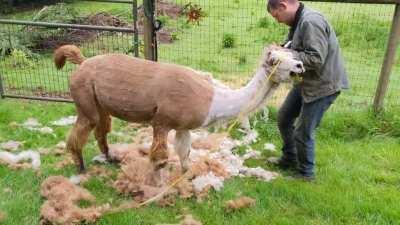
(0, 0, 399, 110)
(158, 0, 400, 109)
(0, 22, 135, 101)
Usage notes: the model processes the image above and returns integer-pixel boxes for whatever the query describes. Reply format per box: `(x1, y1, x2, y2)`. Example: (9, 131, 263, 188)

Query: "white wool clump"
(240, 167, 279, 181)
(92, 154, 107, 164)
(187, 130, 280, 183)
(241, 148, 262, 160)
(241, 130, 259, 145)
(23, 118, 41, 127)
(192, 172, 224, 192)
(188, 150, 208, 163)
(51, 116, 77, 126)
(209, 149, 244, 177)
(22, 118, 54, 134)
(0, 150, 41, 169)
(219, 138, 240, 152)
(36, 127, 54, 134)
(69, 175, 82, 185)
(0, 140, 22, 151)
(55, 141, 66, 149)
(264, 143, 276, 152)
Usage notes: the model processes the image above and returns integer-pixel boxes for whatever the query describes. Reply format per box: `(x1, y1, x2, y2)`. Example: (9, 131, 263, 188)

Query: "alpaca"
(54, 44, 304, 173)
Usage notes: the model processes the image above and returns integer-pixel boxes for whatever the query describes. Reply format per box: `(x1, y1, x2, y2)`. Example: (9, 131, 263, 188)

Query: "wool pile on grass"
(0, 140, 23, 152)
(224, 196, 256, 211)
(0, 150, 41, 170)
(0, 211, 6, 223)
(40, 176, 110, 225)
(108, 127, 279, 205)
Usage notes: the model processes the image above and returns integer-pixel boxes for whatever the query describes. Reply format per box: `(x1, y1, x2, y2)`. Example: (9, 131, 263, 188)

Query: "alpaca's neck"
(202, 67, 279, 126)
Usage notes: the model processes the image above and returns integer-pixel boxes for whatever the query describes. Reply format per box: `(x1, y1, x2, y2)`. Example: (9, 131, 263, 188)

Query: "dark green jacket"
(287, 6, 349, 103)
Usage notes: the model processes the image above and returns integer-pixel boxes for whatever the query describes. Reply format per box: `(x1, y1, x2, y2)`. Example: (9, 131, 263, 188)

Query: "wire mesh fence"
(0, 21, 135, 101)
(158, 0, 400, 110)
(0, 0, 399, 110)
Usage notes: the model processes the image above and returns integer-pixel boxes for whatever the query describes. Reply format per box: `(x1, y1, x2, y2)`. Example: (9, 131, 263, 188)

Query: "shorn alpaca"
(54, 44, 304, 173)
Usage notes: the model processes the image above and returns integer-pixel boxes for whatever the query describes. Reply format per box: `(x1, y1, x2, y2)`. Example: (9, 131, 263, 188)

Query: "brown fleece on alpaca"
(55, 45, 214, 172)
(54, 45, 86, 69)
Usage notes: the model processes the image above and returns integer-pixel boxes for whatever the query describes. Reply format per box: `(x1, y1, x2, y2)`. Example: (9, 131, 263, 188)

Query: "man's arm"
(294, 20, 329, 72)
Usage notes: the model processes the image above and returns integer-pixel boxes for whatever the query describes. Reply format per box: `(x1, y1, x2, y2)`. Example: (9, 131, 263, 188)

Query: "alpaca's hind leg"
(174, 130, 191, 172)
(94, 113, 112, 161)
(67, 115, 95, 173)
(149, 125, 170, 169)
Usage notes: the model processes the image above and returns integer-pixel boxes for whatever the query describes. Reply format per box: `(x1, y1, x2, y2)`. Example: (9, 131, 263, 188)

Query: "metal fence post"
(0, 74, 5, 99)
(132, 0, 139, 57)
(373, 3, 400, 112)
(143, 0, 157, 61)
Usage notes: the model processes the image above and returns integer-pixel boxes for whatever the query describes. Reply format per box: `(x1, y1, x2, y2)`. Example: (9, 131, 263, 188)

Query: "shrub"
(0, 30, 31, 57)
(4, 49, 35, 69)
(222, 33, 236, 48)
(257, 17, 272, 28)
(238, 54, 247, 65)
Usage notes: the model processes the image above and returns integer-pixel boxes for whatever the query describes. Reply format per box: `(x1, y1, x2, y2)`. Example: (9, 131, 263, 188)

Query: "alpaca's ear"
(266, 50, 279, 66)
(266, 51, 274, 65)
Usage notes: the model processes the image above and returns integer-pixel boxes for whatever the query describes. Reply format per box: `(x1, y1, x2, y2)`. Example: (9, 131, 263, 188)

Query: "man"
(266, 0, 349, 180)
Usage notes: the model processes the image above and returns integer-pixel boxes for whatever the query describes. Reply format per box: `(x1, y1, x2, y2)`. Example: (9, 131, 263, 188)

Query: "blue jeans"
(277, 86, 339, 176)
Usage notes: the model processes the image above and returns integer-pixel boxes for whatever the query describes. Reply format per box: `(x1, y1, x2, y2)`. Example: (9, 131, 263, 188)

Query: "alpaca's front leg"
(174, 130, 191, 172)
(149, 126, 170, 169)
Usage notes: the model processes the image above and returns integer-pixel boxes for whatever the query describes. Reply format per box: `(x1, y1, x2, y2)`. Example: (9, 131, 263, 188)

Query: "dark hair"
(267, 0, 297, 12)
(267, 0, 280, 12)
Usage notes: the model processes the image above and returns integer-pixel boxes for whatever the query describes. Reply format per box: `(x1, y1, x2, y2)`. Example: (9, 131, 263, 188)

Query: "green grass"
(0, 3, 400, 223)
(0, 99, 399, 225)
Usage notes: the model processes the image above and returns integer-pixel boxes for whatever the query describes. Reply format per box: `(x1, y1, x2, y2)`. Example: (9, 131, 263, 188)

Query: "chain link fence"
(0, 0, 399, 110)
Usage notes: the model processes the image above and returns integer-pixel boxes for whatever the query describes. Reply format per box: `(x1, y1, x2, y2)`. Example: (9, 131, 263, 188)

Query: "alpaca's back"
(70, 54, 214, 129)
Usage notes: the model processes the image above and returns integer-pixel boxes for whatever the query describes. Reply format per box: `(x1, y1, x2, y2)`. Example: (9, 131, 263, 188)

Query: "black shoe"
(267, 157, 298, 171)
(290, 172, 315, 182)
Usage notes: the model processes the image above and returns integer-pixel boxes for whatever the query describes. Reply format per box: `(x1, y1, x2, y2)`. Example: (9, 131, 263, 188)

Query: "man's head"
(267, 0, 300, 26)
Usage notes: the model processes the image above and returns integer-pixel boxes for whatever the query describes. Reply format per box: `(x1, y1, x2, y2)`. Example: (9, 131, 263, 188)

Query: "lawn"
(0, 1, 400, 224)
(0, 99, 399, 225)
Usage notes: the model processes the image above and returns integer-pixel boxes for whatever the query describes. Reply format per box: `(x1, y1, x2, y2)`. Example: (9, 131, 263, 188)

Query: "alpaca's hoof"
(181, 161, 189, 173)
(106, 155, 118, 164)
(78, 166, 86, 174)
(154, 159, 168, 170)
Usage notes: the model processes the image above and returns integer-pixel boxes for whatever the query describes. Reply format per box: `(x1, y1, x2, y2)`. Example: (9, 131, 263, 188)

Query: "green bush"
(0, 0, 70, 14)
(4, 49, 35, 69)
(0, 30, 31, 57)
(257, 17, 272, 28)
(32, 3, 80, 23)
(222, 33, 236, 48)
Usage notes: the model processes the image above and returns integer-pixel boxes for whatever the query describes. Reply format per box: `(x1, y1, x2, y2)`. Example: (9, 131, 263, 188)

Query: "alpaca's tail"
(54, 45, 86, 70)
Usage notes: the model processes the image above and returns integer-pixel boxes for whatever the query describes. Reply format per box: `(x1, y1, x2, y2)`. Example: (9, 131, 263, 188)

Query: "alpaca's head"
(261, 45, 305, 83)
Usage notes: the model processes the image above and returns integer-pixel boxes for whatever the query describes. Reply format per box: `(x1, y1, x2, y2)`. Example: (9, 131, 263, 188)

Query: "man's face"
(268, 3, 291, 26)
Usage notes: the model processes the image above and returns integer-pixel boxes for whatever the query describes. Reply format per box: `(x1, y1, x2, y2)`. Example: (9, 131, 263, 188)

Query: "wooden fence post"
(373, 3, 400, 112)
(143, 0, 157, 61)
